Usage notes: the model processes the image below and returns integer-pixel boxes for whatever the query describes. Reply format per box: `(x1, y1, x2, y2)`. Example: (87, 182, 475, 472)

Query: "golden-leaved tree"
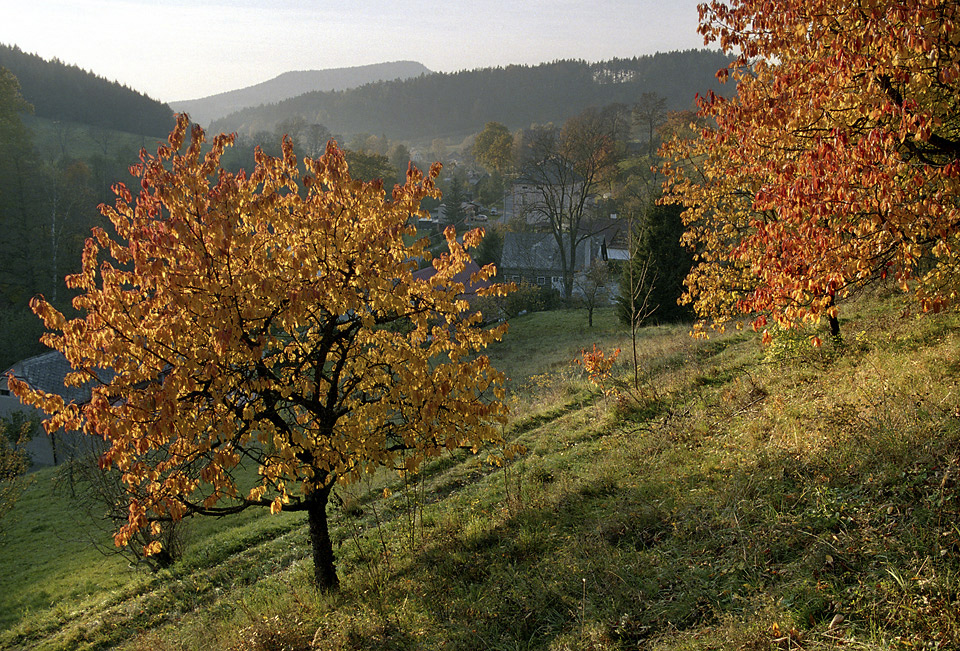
(661, 0, 960, 343)
(10, 115, 514, 589)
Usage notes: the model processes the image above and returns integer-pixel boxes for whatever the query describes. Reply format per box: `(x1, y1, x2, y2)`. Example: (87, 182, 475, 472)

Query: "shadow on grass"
(323, 398, 960, 650)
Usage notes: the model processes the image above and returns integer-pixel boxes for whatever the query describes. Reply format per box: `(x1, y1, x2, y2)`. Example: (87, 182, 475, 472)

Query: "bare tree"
(633, 92, 667, 159)
(622, 235, 659, 392)
(55, 437, 185, 571)
(87, 125, 115, 158)
(51, 121, 76, 161)
(517, 106, 627, 299)
(576, 260, 612, 327)
(614, 94, 669, 227)
(44, 160, 93, 304)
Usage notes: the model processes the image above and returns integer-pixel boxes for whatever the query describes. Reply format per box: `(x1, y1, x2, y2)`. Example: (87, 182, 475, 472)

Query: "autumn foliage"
(10, 115, 513, 588)
(575, 344, 621, 396)
(661, 0, 960, 340)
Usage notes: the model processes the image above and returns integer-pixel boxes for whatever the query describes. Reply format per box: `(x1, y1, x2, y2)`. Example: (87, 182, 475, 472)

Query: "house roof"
(591, 217, 631, 251)
(500, 232, 595, 273)
(3, 350, 100, 405)
(412, 259, 493, 298)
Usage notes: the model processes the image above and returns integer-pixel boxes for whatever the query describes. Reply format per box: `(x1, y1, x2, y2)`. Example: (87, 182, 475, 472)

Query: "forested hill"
(0, 44, 174, 136)
(211, 50, 735, 141)
(171, 61, 433, 126)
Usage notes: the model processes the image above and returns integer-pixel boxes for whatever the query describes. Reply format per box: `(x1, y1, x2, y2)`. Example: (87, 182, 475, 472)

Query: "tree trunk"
(49, 178, 59, 304)
(829, 313, 841, 340)
(565, 236, 577, 300)
(827, 293, 841, 342)
(307, 483, 339, 590)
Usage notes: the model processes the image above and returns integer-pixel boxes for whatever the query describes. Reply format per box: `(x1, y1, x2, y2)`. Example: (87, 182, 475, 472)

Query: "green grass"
(0, 470, 130, 629)
(3, 297, 960, 649)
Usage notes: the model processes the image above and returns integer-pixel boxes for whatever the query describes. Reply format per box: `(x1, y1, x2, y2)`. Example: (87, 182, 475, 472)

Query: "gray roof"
(500, 232, 594, 273)
(591, 217, 631, 251)
(412, 259, 493, 298)
(3, 350, 98, 405)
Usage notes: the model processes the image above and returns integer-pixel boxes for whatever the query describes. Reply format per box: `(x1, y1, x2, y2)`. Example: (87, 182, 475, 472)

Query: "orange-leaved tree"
(10, 115, 514, 589)
(661, 0, 960, 343)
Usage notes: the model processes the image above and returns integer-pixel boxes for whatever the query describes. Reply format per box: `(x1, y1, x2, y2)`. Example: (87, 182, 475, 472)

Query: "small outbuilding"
(1, 351, 92, 467)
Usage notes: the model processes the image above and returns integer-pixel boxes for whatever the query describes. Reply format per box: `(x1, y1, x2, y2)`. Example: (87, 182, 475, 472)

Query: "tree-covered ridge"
(171, 61, 433, 127)
(211, 50, 736, 141)
(0, 44, 174, 137)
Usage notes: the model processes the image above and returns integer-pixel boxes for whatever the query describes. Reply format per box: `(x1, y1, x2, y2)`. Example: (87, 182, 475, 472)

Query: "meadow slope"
(2, 293, 959, 650)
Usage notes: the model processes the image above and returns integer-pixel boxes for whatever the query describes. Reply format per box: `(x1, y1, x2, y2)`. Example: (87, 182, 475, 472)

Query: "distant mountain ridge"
(0, 43, 174, 137)
(171, 61, 433, 126)
(210, 50, 736, 142)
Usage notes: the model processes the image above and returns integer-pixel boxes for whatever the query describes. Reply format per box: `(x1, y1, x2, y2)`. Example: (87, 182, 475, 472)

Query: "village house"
(498, 219, 629, 298)
(1, 350, 92, 467)
(411, 259, 493, 309)
(508, 162, 595, 228)
(498, 232, 598, 297)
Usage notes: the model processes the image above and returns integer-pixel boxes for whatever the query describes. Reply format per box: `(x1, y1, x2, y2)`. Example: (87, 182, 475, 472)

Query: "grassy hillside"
(2, 292, 960, 649)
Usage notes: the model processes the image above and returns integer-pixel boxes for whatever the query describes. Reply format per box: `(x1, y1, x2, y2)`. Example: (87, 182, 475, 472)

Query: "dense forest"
(0, 57, 176, 371)
(0, 44, 174, 137)
(211, 50, 735, 141)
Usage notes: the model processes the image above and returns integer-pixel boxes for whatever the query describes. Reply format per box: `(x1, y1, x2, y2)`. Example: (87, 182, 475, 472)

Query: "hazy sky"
(0, 0, 708, 103)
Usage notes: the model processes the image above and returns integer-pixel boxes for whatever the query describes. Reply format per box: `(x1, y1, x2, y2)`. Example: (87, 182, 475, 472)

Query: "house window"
(511, 275, 521, 283)
(536, 276, 546, 286)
